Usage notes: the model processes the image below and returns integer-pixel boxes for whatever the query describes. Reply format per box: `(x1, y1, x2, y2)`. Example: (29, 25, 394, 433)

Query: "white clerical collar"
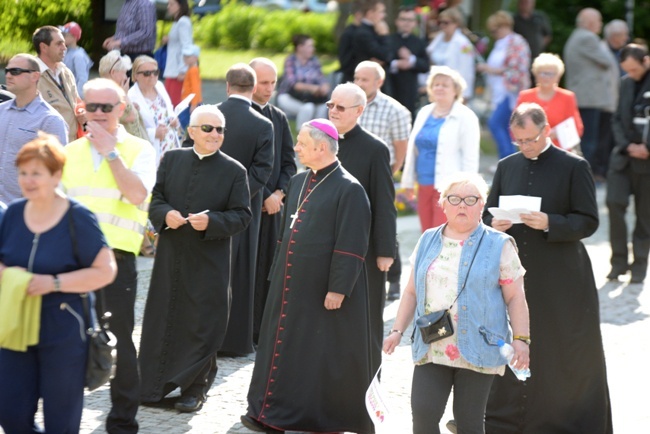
(530, 140, 553, 160)
(253, 101, 268, 110)
(361, 18, 373, 26)
(193, 147, 217, 160)
(230, 94, 252, 105)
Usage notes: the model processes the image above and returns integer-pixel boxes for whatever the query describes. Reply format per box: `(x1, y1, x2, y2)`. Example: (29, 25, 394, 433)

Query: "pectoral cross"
(289, 212, 299, 229)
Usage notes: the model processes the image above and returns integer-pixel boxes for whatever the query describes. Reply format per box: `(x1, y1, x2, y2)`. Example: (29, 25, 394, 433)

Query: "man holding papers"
(483, 103, 612, 433)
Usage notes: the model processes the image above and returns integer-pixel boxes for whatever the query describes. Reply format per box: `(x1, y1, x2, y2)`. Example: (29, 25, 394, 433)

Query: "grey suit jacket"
(563, 28, 613, 109)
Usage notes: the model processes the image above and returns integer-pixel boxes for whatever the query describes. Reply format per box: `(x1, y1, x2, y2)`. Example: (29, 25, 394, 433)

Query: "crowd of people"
(0, 0, 648, 432)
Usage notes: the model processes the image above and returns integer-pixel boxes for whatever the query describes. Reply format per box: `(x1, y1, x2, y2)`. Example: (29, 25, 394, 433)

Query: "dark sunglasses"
(192, 124, 225, 134)
(5, 67, 38, 76)
(325, 101, 360, 113)
(85, 102, 121, 113)
(137, 69, 160, 77)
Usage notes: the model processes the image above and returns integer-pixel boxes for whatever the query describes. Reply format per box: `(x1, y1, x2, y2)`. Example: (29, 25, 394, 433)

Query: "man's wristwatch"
(514, 335, 531, 345)
(53, 275, 61, 293)
(105, 149, 120, 162)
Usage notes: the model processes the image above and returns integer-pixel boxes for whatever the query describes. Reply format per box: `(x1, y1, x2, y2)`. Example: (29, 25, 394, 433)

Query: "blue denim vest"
(412, 224, 513, 367)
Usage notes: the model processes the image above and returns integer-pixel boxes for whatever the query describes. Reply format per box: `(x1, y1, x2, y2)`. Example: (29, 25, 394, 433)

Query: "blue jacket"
(412, 223, 514, 367)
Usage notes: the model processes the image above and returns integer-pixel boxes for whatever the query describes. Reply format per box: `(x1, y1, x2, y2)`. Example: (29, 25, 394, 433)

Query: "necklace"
(289, 164, 340, 229)
(433, 107, 451, 118)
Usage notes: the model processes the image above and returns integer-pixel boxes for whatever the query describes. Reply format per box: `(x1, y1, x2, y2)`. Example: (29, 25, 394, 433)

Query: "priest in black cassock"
(139, 105, 252, 413)
(329, 82, 397, 378)
(483, 103, 612, 433)
(217, 63, 274, 356)
(242, 119, 374, 434)
(249, 58, 296, 345)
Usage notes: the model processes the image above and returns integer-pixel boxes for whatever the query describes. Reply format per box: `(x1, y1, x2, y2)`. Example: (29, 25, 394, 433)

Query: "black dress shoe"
(240, 415, 284, 433)
(174, 395, 204, 413)
(607, 267, 628, 280)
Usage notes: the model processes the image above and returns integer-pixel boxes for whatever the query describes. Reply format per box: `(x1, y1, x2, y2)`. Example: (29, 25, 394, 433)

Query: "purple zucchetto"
(307, 118, 339, 141)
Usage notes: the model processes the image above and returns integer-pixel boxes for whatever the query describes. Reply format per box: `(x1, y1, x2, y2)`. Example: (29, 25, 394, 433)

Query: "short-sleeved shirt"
(410, 235, 525, 374)
(0, 199, 106, 307)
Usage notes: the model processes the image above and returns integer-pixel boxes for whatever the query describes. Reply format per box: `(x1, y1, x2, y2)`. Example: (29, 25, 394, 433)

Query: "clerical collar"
(338, 124, 361, 140)
(529, 140, 553, 160)
(230, 94, 252, 105)
(310, 160, 339, 178)
(193, 147, 218, 160)
(361, 18, 374, 26)
(252, 101, 268, 111)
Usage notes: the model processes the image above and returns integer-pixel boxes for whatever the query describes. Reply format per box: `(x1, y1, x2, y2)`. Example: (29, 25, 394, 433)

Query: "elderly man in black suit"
(217, 63, 274, 357)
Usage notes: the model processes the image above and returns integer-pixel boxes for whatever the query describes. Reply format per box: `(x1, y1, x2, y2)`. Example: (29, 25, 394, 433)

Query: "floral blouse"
(410, 235, 525, 375)
(145, 93, 180, 159)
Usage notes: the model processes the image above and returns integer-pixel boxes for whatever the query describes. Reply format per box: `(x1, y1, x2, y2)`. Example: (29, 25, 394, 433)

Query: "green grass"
(197, 46, 339, 81)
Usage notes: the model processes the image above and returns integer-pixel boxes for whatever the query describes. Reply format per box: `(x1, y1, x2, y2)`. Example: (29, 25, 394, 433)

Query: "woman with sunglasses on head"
(384, 172, 530, 434)
(98, 50, 150, 142)
(426, 7, 476, 101)
(0, 134, 116, 433)
(516, 53, 584, 152)
(276, 34, 330, 132)
(402, 65, 480, 232)
(128, 55, 180, 163)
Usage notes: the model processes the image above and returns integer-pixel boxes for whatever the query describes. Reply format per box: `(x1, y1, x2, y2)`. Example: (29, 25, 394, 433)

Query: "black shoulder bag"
(414, 231, 485, 344)
(68, 206, 117, 391)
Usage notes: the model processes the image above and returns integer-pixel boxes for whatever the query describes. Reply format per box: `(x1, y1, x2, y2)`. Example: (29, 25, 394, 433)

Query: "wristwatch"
(106, 149, 120, 162)
(53, 275, 61, 293)
(514, 335, 531, 345)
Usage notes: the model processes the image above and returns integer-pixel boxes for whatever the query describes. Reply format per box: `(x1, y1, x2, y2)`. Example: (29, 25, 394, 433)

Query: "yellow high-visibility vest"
(62, 136, 150, 254)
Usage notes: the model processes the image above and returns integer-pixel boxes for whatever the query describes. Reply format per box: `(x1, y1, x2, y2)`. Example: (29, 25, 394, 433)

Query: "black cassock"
(483, 145, 612, 433)
(338, 124, 397, 378)
(246, 161, 374, 434)
(139, 149, 251, 402)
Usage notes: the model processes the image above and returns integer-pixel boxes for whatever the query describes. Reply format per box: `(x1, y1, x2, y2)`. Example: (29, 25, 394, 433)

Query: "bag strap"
(66, 202, 101, 331)
(409, 230, 486, 343)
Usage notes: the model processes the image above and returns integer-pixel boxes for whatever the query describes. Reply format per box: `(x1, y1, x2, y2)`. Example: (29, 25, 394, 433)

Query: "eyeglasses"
(512, 127, 544, 147)
(137, 69, 160, 77)
(325, 102, 361, 112)
(5, 67, 38, 76)
(85, 102, 122, 113)
(446, 195, 480, 206)
(192, 124, 225, 134)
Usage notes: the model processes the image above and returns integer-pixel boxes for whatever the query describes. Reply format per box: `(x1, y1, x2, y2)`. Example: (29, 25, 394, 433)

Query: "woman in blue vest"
(383, 172, 530, 434)
(0, 134, 116, 433)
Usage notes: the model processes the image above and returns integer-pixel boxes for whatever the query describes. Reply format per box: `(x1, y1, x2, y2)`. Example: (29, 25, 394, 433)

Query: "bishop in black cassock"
(330, 83, 397, 378)
(249, 59, 297, 345)
(139, 106, 251, 411)
(244, 119, 373, 434)
(483, 104, 612, 433)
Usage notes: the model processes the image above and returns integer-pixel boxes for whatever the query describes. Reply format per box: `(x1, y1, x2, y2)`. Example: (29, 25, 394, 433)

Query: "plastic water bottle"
(498, 339, 531, 381)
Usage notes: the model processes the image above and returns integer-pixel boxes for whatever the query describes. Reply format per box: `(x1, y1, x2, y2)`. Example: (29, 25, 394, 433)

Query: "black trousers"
(411, 363, 495, 434)
(606, 166, 650, 277)
(386, 239, 402, 285)
(97, 252, 140, 434)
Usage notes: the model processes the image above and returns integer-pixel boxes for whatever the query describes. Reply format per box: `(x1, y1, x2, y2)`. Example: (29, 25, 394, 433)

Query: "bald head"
(249, 58, 278, 105)
(577, 8, 602, 34)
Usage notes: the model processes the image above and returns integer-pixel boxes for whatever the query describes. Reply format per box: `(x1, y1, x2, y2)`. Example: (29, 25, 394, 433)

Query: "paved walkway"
(3, 80, 649, 432)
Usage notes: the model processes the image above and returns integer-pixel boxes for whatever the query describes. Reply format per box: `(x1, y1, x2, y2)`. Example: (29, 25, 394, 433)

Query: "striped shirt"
(0, 95, 68, 203)
(359, 91, 412, 165)
(115, 0, 157, 54)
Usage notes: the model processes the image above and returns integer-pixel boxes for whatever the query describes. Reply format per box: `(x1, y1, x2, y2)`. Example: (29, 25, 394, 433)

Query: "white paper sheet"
(553, 117, 581, 150)
(488, 195, 542, 224)
(174, 93, 195, 116)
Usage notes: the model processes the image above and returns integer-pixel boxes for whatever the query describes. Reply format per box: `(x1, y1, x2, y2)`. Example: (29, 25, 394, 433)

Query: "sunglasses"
(137, 69, 160, 77)
(192, 124, 225, 134)
(5, 67, 38, 76)
(85, 102, 121, 113)
(325, 102, 361, 113)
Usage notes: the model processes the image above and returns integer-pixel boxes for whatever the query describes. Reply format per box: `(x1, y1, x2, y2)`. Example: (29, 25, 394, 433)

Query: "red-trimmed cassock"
(246, 161, 374, 434)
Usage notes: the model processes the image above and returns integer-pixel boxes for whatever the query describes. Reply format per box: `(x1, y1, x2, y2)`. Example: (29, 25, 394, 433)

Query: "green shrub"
(214, 1, 266, 50)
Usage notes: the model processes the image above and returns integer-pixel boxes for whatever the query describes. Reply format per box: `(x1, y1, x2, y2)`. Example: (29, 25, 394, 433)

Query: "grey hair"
(189, 104, 226, 127)
(437, 172, 490, 206)
(510, 102, 548, 130)
(426, 65, 467, 102)
(333, 82, 367, 108)
(604, 19, 629, 39)
(301, 123, 339, 154)
(531, 52, 565, 76)
(355, 60, 385, 81)
(99, 50, 132, 77)
(83, 78, 126, 102)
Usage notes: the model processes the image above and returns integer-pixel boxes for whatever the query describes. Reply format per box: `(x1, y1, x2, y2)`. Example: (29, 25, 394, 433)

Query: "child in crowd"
(181, 44, 203, 112)
(61, 22, 93, 98)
